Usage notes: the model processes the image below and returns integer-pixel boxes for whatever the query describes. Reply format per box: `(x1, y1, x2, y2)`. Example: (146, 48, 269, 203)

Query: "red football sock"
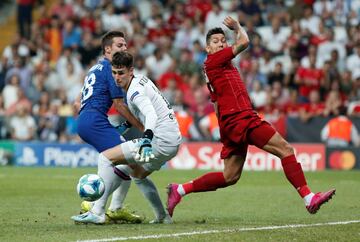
(183, 172, 227, 194)
(281, 155, 311, 198)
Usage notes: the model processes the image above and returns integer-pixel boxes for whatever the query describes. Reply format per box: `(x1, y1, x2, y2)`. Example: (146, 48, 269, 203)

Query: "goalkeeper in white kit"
(72, 51, 182, 224)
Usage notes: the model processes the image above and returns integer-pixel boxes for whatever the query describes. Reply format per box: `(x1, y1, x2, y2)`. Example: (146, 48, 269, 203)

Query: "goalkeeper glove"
(135, 129, 155, 162)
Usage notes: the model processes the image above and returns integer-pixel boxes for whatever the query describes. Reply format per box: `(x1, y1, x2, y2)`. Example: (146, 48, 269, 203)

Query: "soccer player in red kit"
(167, 16, 335, 217)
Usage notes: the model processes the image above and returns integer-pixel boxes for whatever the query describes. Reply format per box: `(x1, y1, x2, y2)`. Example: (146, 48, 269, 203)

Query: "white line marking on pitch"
(77, 220, 360, 242)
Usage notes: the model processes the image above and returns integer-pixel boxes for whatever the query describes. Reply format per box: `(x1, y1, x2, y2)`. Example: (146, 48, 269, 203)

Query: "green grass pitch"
(0, 167, 359, 242)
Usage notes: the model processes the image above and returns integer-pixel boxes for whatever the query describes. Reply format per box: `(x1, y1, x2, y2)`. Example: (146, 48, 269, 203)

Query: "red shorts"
(219, 110, 276, 159)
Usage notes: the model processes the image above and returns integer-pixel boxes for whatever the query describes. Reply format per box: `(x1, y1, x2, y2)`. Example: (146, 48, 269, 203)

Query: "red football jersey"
(204, 47, 252, 116)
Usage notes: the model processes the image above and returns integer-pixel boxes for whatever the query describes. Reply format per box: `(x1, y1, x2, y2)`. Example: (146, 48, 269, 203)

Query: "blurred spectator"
(79, 9, 96, 33)
(177, 48, 200, 77)
(250, 80, 267, 109)
(282, 89, 300, 118)
(17, 0, 36, 39)
(261, 17, 289, 56)
(329, 49, 344, 76)
(27, 71, 47, 103)
(133, 54, 148, 76)
(321, 106, 360, 147)
(0, 95, 5, 116)
(346, 43, 360, 79)
(49, 0, 74, 23)
(199, 111, 220, 141)
(245, 59, 267, 90)
(33, 91, 50, 117)
(5, 56, 32, 91)
(301, 45, 322, 68)
(157, 59, 187, 93)
(299, 89, 325, 122)
(287, 0, 305, 22)
(37, 101, 62, 142)
(162, 78, 177, 105)
(295, 54, 324, 102)
(9, 105, 36, 141)
(346, 25, 360, 54)
(175, 110, 195, 141)
(2, 33, 30, 67)
(323, 90, 343, 117)
(5, 88, 31, 116)
(145, 47, 172, 81)
(264, 0, 289, 25)
(192, 40, 207, 66)
(333, 0, 355, 26)
(348, 101, 360, 117)
(78, 30, 101, 68)
(62, 19, 82, 49)
(237, 0, 263, 27)
(271, 81, 290, 107)
(28, 33, 51, 68)
(40, 61, 61, 93)
(257, 94, 282, 124)
(300, 5, 321, 35)
(166, 1, 185, 33)
(249, 33, 265, 59)
(57, 89, 74, 117)
(44, 15, 62, 64)
(204, 1, 228, 32)
(172, 89, 188, 113)
(350, 75, 360, 101)
(173, 18, 196, 51)
(175, 111, 203, 142)
(72, 0, 87, 19)
(2, 74, 21, 109)
(62, 61, 82, 93)
(101, 3, 133, 37)
(56, 47, 83, 85)
(313, 0, 335, 27)
(317, 28, 346, 68)
(258, 50, 273, 76)
(339, 70, 353, 97)
(0, 95, 7, 139)
(192, 87, 214, 119)
(309, 20, 328, 47)
(268, 62, 285, 86)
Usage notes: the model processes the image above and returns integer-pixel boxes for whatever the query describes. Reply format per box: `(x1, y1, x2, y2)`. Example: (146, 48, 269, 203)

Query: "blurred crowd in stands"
(1, 0, 360, 143)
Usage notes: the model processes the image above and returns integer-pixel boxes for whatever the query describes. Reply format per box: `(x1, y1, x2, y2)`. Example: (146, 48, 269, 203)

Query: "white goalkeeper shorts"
(119, 137, 179, 172)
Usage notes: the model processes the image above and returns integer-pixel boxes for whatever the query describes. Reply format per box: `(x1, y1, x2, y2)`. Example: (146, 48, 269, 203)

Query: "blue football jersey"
(79, 58, 124, 114)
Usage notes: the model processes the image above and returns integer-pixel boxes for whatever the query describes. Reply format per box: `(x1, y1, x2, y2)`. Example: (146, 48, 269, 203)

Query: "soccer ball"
(76, 174, 105, 202)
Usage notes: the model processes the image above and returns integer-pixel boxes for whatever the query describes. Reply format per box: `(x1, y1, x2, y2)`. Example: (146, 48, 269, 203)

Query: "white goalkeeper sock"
(92, 153, 121, 216)
(133, 177, 167, 220)
(108, 165, 132, 211)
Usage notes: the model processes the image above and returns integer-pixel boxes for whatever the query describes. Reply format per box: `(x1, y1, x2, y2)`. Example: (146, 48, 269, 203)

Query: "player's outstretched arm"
(223, 16, 249, 56)
(73, 92, 82, 113)
(114, 98, 144, 132)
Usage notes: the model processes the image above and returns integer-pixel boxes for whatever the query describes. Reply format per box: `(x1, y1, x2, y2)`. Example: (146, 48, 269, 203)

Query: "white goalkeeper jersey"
(126, 74, 182, 146)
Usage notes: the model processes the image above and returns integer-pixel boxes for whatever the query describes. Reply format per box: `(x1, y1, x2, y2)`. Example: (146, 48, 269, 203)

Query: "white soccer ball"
(76, 174, 105, 202)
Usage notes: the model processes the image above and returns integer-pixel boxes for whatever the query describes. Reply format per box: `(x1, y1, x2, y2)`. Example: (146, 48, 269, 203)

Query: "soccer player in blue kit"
(71, 31, 170, 224)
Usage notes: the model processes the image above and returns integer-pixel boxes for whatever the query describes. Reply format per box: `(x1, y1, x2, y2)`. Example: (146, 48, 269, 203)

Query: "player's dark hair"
(206, 27, 225, 44)
(101, 31, 125, 54)
(112, 51, 133, 69)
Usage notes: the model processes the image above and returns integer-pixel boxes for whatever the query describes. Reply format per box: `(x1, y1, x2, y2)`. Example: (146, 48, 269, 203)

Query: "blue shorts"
(77, 110, 122, 153)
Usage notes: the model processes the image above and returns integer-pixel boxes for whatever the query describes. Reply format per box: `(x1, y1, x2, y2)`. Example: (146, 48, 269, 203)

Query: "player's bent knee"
(224, 172, 241, 186)
(282, 142, 295, 157)
(132, 173, 148, 179)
